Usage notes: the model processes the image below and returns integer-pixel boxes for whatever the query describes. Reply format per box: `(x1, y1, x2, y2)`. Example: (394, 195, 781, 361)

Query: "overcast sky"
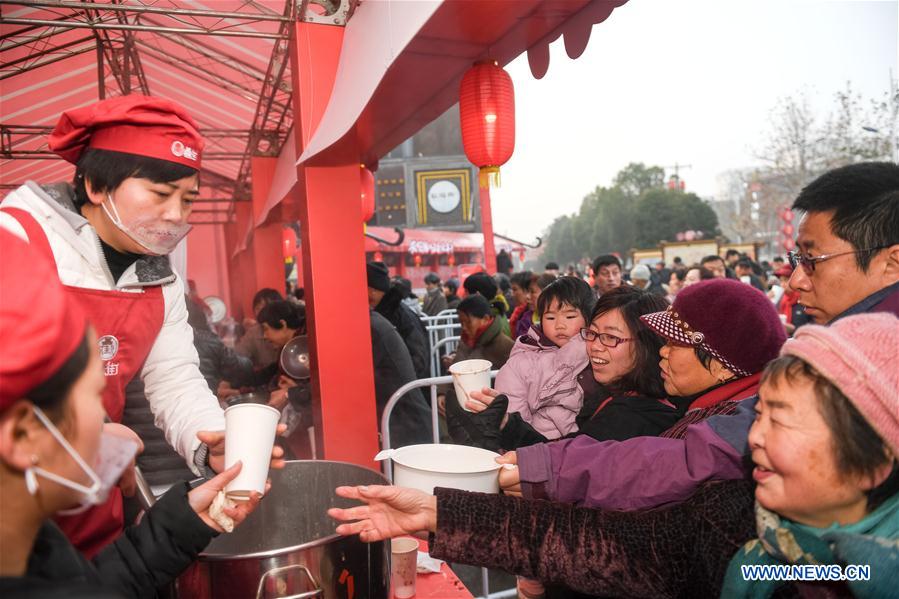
(488, 0, 898, 242)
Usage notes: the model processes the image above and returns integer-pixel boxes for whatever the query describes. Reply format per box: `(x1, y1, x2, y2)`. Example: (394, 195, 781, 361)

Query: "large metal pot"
(169, 460, 389, 599)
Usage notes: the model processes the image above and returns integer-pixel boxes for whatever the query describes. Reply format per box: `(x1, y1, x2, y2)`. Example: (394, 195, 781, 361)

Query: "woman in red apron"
(1, 96, 283, 557)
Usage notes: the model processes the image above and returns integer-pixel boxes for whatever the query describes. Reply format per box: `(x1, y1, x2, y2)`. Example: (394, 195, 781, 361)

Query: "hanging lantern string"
(479, 166, 501, 188)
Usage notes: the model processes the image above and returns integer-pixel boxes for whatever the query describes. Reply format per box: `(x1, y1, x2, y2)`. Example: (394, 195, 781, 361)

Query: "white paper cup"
(391, 537, 419, 598)
(223, 403, 280, 500)
(449, 359, 492, 412)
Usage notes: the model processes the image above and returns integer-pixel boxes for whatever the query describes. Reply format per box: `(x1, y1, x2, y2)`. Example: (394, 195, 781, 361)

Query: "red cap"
(0, 230, 88, 411)
(48, 95, 203, 169)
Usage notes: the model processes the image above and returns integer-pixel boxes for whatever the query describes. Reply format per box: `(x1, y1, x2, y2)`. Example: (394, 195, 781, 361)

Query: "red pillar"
(479, 184, 498, 274)
(230, 202, 258, 319)
(251, 157, 286, 297)
(289, 20, 379, 464)
(186, 223, 232, 312)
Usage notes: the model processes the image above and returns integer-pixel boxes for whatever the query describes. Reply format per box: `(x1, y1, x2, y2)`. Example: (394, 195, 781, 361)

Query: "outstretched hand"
(188, 461, 270, 533)
(328, 485, 437, 542)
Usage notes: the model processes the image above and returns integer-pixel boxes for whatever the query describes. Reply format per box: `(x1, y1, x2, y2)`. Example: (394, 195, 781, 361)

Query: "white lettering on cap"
(170, 140, 198, 161)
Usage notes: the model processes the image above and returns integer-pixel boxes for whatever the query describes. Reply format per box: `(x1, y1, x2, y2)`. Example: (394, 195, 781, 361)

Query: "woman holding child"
(330, 312, 899, 598)
(497, 278, 787, 511)
(454, 283, 684, 451)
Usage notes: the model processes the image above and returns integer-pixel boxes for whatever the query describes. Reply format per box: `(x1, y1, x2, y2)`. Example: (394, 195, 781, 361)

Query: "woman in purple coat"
(330, 314, 899, 599)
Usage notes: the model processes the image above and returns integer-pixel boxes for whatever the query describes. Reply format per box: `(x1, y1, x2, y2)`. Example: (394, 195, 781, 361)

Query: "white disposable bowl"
(377, 444, 502, 494)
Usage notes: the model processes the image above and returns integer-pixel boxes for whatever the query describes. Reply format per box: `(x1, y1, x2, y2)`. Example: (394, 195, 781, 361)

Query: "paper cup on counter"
(391, 537, 419, 598)
(223, 403, 280, 500)
(449, 359, 492, 412)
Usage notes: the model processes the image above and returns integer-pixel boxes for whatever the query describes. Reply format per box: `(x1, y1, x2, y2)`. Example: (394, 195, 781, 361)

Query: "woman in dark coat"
(370, 310, 433, 448)
(447, 294, 514, 370)
(448, 287, 682, 455)
(0, 232, 264, 599)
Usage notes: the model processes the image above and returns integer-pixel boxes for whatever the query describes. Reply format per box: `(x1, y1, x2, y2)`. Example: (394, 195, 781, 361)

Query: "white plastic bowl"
(375, 444, 502, 494)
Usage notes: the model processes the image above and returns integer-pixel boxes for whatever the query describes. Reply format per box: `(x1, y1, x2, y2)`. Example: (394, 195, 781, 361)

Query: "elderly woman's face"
(459, 311, 491, 338)
(748, 376, 872, 527)
(658, 341, 720, 397)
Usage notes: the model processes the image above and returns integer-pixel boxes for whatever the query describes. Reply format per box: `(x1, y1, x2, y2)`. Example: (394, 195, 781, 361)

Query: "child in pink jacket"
(494, 276, 595, 440)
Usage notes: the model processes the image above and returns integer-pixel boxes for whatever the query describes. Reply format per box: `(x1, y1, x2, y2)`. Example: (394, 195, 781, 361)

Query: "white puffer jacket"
(0, 181, 225, 473)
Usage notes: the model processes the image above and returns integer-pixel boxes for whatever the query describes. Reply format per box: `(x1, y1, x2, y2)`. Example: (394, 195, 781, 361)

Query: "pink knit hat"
(781, 313, 899, 456)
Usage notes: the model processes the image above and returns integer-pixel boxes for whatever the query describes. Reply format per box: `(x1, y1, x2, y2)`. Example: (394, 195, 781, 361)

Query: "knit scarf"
(721, 494, 899, 598)
(461, 318, 494, 348)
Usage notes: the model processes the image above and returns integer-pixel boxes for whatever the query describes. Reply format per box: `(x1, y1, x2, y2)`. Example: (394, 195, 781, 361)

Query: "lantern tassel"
(479, 166, 501, 188)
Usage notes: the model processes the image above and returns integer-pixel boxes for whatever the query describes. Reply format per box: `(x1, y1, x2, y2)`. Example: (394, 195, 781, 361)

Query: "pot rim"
(197, 459, 387, 562)
(199, 531, 353, 561)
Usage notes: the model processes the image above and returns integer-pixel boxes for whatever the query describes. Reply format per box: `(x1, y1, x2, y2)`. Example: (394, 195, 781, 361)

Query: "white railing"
(379, 370, 499, 474)
(379, 369, 508, 599)
(423, 312, 461, 377)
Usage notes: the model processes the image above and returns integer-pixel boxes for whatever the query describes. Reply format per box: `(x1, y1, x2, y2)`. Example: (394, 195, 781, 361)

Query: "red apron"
(3, 207, 165, 557)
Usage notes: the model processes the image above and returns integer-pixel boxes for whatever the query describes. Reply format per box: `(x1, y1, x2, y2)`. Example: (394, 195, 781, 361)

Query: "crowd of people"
(330, 161, 899, 599)
(0, 93, 896, 599)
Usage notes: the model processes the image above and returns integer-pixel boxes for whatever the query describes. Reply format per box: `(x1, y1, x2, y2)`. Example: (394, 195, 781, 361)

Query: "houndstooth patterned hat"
(640, 279, 786, 377)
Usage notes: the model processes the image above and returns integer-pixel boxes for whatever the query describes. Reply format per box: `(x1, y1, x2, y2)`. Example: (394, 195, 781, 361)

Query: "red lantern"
(782, 238, 796, 251)
(518, 250, 526, 262)
(413, 254, 422, 267)
(282, 226, 297, 262)
(459, 60, 515, 188)
(782, 224, 794, 236)
(448, 254, 456, 266)
(360, 166, 375, 222)
(782, 209, 794, 222)
(373, 251, 383, 262)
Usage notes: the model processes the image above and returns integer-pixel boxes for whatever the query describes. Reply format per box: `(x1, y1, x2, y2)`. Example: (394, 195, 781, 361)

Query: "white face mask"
(102, 192, 192, 256)
(26, 406, 139, 515)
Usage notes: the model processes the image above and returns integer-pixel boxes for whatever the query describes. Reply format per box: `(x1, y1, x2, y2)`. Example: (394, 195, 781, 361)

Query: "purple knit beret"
(640, 279, 787, 376)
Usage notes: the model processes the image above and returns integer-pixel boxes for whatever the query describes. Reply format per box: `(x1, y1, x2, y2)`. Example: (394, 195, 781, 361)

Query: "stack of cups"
(223, 403, 280, 499)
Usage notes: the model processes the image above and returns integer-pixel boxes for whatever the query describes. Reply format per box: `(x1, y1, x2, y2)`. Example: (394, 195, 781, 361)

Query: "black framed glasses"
(579, 328, 632, 348)
(787, 247, 888, 275)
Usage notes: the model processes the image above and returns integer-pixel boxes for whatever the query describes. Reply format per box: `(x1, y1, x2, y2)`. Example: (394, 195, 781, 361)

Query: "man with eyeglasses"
(786, 164, 899, 323)
(497, 161, 899, 512)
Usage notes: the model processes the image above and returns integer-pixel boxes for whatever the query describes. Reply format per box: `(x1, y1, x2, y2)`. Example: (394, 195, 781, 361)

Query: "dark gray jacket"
(374, 286, 430, 379)
(371, 311, 433, 448)
(0, 483, 216, 599)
